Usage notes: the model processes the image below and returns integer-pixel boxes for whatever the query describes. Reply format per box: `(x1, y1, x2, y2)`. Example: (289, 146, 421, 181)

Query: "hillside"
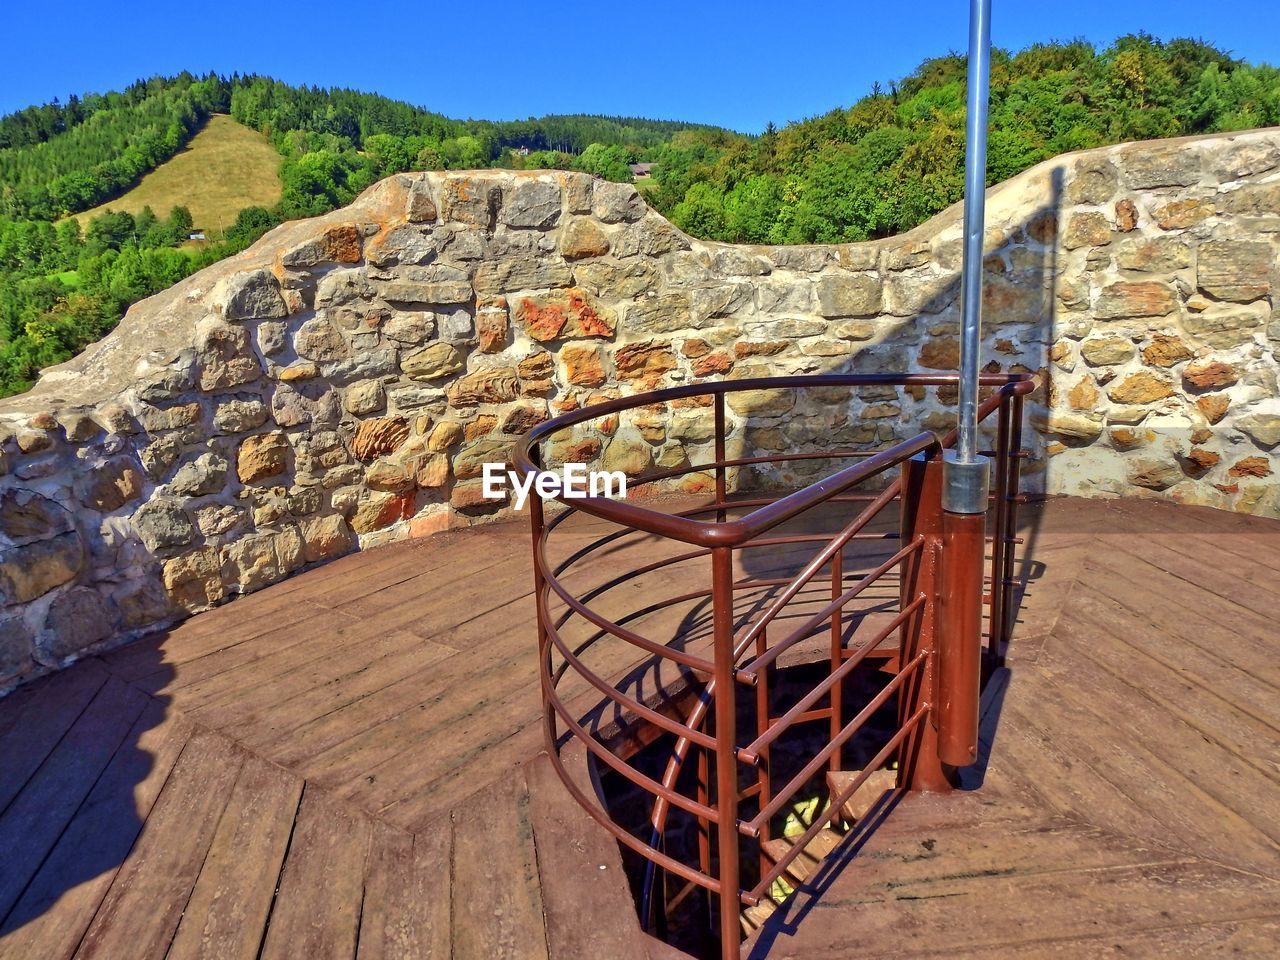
(647, 35, 1280, 243)
(0, 74, 224, 220)
(1, 36, 1277, 398)
(71, 115, 281, 236)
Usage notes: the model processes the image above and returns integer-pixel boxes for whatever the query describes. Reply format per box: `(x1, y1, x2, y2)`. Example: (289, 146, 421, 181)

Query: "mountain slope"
(70, 115, 281, 236)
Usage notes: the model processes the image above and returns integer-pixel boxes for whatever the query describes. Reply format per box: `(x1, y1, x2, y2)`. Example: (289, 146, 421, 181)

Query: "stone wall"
(1, 128, 1278, 690)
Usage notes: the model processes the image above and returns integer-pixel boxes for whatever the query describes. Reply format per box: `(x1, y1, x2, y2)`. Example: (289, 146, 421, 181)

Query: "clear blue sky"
(1, 0, 1277, 132)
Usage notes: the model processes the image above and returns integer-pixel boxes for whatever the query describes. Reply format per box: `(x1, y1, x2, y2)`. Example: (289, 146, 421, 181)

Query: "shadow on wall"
(557, 168, 1065, 829)
(0, 643, 174, 946)
(550, 174, 1066, 959)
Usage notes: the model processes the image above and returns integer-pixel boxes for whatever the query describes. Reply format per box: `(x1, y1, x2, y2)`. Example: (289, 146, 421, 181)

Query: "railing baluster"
(529, 443, 556, 750)
(711, 546, 741, 960)
(754, 624, 770, 881)
(830, 545, 844, 772)
(999, 394, 1025, 663)
(714, 392, 727, 525)
(988, 392, 1012, 667)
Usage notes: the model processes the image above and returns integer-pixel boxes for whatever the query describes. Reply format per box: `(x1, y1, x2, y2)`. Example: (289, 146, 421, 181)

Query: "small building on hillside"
(629, 162, 653, 179)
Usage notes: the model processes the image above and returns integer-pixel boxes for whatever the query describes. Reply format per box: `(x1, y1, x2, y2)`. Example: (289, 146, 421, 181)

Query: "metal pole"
(710, 546, 741, 960)
(945, 0, 993, 515)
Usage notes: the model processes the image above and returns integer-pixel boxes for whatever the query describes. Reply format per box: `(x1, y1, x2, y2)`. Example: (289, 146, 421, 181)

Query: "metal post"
(714, 393, 728, 524)
(946, 0, 993, 514)
(711, 546, 741, 960)
(754, 625, 770, 879)
(829, 547, 844, 772)
(898, 454, 951, 793)
(987, 395, 1012, 666)
(998, 393, 1025, 664)
(528, 444, 556, 751)
(937, 510, 985, 766)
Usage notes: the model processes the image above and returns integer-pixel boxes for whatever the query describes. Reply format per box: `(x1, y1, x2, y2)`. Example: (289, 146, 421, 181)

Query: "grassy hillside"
(71, 114, 281, 236)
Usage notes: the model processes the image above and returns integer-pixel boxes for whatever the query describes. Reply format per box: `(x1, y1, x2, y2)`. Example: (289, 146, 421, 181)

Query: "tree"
(573, 143, 633, 182)
(86, 210, 137, 251)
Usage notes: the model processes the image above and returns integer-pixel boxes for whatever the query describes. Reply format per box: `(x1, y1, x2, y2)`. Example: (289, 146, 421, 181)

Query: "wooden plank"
(129, 606, 343, 697)
(1143, 528, 1280, 594)
(340, 557, 532, 643)
(71, 730, 245, 960)
(224, 632, 456, 750)
(525, 754, 648, 959)
(1045, 619, 1280, 847)
(0, 662, 108, 814)
(0, 677, 148, 920)
(164, 755, 303, 960)
(0, 706, 190, 959)
(356, 818, 451, 960)
(258, 786, 372, 960)
(450, 770, 549, 960)
(1085, 548, 1280, 687)
(254, 595, 535, 769)
(1008, 651, 1280, 873)
(336, 670, 541, 818)
(290, 608, 538, 787)
(1065, 579, 1280, 774)
(922, 916, 1280, 959)
(765, 859, 1280, 959)
(293, 525, 520, 610)
(166, 612, 401, 715)
(98, 596, 333, 682)
(380, 723, 544, 833)
(1105, 535, 1280, 620)
(991, 691, 1172, 842)
(200, 630, 453, 739)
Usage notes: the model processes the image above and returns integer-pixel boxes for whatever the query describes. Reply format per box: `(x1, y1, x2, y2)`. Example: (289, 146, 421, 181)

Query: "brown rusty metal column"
(938, 509, 985, 767)
(527, 444, 557, 751)
(987, 395, 1011, 666)
(829, 546, 844, 772)
(714, 393, 728, 524)
(710, 545, 741, 960)
(898, 453, 951, 793)
(754, 624, 770, 879)
(997, 392, 1026, 665)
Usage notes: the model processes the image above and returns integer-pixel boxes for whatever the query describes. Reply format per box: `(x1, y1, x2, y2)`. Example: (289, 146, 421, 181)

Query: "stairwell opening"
(596, 657, 902, 958)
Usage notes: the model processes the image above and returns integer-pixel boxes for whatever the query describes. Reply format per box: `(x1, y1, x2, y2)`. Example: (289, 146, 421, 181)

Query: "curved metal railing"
(515, 372, 1034, 959)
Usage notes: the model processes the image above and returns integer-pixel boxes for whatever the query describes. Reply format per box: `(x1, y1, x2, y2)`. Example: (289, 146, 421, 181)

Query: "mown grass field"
(72, 114, 282, 236)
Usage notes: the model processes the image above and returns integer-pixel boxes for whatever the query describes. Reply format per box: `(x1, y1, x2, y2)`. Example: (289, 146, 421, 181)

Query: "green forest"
(1, 34, 1277, 397)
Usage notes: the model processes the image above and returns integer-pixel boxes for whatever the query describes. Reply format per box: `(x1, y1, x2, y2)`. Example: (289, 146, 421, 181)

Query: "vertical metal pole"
(711, 546, 741, 960)
(955, 0, 993, 474)
(987, 395, 1011, 666)
(714, 393, 728, 524)
(754, 625, 770, 879)
(529, 444, 557, 751)
(697, 747, 712, 879)
(829, 547, 844, 772)
(932, 0, 994, 772)
(998, 393, 1025, 664)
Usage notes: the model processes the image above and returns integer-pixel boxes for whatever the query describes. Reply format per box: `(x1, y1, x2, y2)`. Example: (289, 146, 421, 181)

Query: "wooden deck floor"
(0, 496, 1276, 959)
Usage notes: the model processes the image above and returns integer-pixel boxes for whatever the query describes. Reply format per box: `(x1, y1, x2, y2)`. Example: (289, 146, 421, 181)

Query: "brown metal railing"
(515, 373, 1034, 959)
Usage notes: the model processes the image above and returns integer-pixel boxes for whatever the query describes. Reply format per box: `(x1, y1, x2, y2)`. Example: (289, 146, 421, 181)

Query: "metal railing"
(515, 372, 1034, 959)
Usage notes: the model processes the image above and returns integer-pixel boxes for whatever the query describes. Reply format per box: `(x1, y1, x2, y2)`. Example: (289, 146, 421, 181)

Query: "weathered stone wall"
(1, 128, 1277, 690)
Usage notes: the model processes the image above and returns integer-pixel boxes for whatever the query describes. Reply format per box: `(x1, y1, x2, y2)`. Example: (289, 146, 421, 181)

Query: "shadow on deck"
(0, 496, 1277, 959)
